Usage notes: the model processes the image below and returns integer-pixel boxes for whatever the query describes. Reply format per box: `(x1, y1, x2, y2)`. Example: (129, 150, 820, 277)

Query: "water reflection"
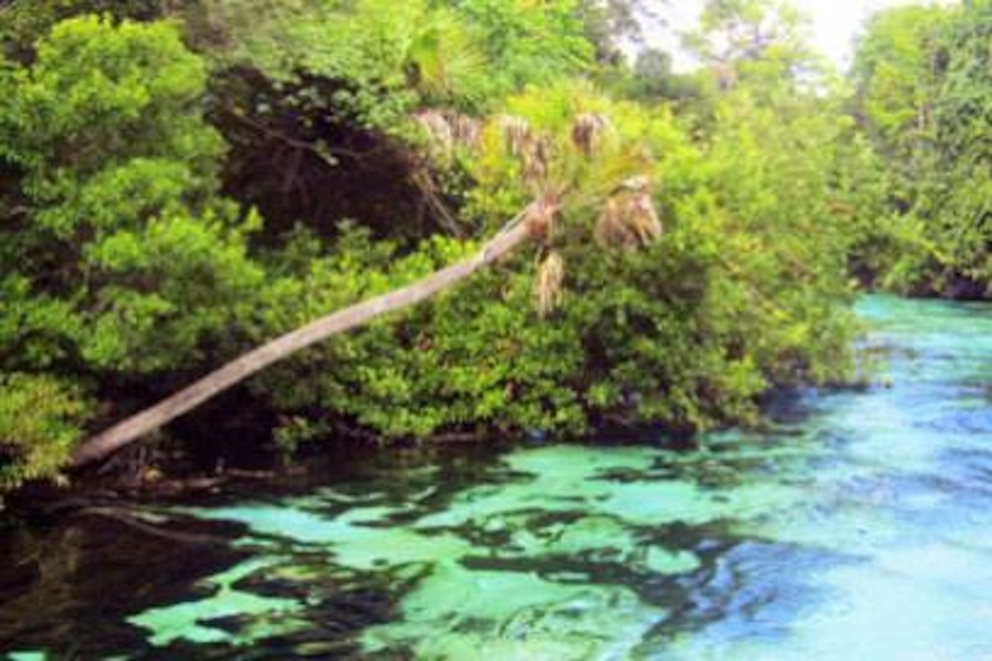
(2, 295, 991, 659)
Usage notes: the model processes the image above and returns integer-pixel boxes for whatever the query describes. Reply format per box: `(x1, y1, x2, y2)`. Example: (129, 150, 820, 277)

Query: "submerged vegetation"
(0, 0, 989, 494)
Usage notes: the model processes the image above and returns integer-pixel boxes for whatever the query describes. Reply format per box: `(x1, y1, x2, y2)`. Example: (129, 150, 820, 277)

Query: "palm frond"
(415, 109, 482, 163)
(594, 182, 663, 249)
(499, 115, 533, 157)
(405, 9, 486, 102)
(572, 112, 611, 156)
(535, 250, 565, 317)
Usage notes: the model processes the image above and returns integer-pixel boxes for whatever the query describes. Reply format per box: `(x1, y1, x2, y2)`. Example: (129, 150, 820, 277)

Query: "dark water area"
(2, 295, 991, 660)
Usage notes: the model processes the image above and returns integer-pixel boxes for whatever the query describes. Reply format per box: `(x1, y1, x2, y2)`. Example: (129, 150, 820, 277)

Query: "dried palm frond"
(594, 181, 663, 249)
(594, 196, 639, 249)
(626, 193, 663, 245)
(616, 174, 651, 194)
(411, 168, 465, 237)
(572, 112, 610, 156)
(522, 138, 550, 187)
(415, 110, 455, 162)
(524, 191, 561, 242)
(535, 250, 565, 317)
(500, 115, 533, 157)
(415, 110, 482, 163)
(449, 112, 481, 150)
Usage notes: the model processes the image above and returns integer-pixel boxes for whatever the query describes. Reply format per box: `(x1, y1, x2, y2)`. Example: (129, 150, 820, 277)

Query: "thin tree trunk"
(70, 202, 554, 469)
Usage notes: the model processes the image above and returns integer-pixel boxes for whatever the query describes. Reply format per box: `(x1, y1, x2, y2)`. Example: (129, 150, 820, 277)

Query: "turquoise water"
(2, 295, 990, 659)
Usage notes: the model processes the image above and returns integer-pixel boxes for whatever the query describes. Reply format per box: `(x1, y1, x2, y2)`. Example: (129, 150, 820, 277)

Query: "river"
(1, 295, 990, 659)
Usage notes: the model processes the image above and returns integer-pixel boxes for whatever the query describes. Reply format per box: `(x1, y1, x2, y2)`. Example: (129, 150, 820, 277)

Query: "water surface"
(2, 295, 991, 659)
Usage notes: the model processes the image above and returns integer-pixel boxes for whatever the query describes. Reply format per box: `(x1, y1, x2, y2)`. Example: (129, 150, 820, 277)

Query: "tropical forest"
(0, 0, 989, 657)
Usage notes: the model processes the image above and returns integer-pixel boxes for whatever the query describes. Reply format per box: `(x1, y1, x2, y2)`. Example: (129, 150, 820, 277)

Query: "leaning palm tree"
(70, 102, 664, 468)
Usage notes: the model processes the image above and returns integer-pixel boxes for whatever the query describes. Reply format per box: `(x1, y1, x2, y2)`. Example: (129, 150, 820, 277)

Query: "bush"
(0, 373, 92, 492)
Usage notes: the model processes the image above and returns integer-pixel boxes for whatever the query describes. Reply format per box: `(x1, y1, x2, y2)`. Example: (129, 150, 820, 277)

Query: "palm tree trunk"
(70, 201, 554, 469)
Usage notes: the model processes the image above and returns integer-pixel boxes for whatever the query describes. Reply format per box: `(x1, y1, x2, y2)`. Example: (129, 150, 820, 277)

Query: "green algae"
(362, 564, 666, 659)
(128, 557, 302, 647)
(642, 547, 702, 575)
(126, 443, 790, 655)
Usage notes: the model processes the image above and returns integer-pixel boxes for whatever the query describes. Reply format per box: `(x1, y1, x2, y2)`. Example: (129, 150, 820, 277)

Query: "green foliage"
(248, 226, 585, 440)
(273, 415, 332, 458)
(0, 15, 264, 375)
(0, 373, 92, 491)
(685, 0, 826, 85)
(620, 49, 705, 105)
(852, 2, 992, 297)
(0, 1, 899, 492)
(79, 206, 264, 372)
(926, 2, 992, 296)
(0, 16, 265, 488)
(0, 0, 169, 60)
(243, 80, 860, 439)
(0, 276, 82, 371)
(0, 15, 222, 212)
(201, 0, 596, 136)
(695, 83, 860, 379)
(448, 0, 594, 95)
(851, 5, 951, 206)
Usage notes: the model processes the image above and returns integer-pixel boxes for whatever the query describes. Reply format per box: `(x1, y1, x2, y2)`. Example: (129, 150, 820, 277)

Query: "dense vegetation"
(0, 0, 988, 495)
(851, 1, 991, 297)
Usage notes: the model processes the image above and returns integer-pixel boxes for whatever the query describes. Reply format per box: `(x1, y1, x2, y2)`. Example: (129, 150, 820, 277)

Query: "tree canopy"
(0, 0, 988, 495)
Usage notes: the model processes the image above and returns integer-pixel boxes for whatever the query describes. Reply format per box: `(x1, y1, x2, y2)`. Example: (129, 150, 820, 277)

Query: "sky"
(646, 0, 948, 72)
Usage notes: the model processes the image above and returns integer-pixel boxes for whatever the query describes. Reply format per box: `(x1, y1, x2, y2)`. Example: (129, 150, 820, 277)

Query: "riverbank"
(2, 295, 990, 658)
